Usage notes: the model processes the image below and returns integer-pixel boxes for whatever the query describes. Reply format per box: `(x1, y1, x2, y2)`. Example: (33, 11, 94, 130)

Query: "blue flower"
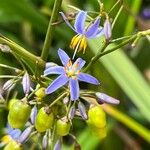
(44, 49, 100, 101)
(60, 10, 103, 58)
(1, 124, 21, 145)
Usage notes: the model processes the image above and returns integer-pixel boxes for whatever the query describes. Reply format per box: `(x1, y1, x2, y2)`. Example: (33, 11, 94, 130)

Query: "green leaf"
(0, 0, 48, 32)
(88, 40, 150, 121)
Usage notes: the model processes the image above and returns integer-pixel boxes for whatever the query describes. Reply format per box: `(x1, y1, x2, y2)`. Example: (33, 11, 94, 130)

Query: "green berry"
(35, 88, 46, 101)
(56, 117, 71, 136)
(87, 105, 106, 128)
(8, 100, 31, 128)
(35, 107, 54, 132)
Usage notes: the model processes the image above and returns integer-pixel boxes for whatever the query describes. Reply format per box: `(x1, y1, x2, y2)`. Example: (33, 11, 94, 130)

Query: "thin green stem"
(84, 34, 137, 72)
(41, 0, 63, 61)
(0, 64, 19, 70)
(83, 42, 107, 72)
(112, 5, 123, 29)
(0, 75, 18, 79)
(102, 104, 150, 143)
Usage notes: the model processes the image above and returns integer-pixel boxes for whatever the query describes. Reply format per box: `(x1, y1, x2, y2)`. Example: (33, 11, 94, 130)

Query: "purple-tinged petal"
(60, 12, 75, 32)
(46, 75, 68, 94)
(45, 62, 57, 70)
(78, 102, 87, 120)
(22, 72, 30, 95)
(30, 106, 37, 124)
(73, 58, 86, 70)
(69, 78, 79, 100)
(104, 19, 112, 40)
(42, 133, 48, 149)
(85, 17, 100, 38)
(77, 73, 100, 85)
(17, 126, 33, 143)
(44, 66, 65, 76)
(96, 92, 120, 105)
(3, 79, 14, 91)
(88, 27, 104, 38)
(58, 48, 70, 66)
(54, 139, 61, 150)
(74, 11, 87, 34)
(68, 105, 75, 119)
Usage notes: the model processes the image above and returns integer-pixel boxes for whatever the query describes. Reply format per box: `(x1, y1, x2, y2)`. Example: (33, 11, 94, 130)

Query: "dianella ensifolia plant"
(0, 0, 150, 149)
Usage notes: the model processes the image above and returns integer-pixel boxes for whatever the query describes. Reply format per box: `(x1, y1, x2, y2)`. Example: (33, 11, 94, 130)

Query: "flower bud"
(35, 88, 46, 101)
(56, 117, 71, 136)
(35, 107, 54, 132)
(3, 79, 15, 91)
(30, 106, 37, 124)
(96, 92, 120, 105)
(63, 96, 69, 104)
(78, 102, 87, 120)
(42, 133, 48, 149)
(87, 105, 106, 128)
(8, 100, 31, 128)
(22, 72, 30, 95)
(0, 44, 11, 53)
(17, 126, 33, 143)
(4, 140, 22, 150)
(68, 105, 75, 120)
(54, 139, 61, 150)
(104, 19, 111, 40)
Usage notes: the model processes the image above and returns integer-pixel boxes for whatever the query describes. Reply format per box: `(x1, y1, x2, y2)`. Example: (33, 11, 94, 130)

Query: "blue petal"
(74, 11, 87, 34)
(44, 66, 65, 76)
(9, 129, 21, 140)
(58, 48, 70, 66)
(69, 78, 79, 100)
(46, 75, 68, 94)
(93, 27, 104, 38)
(77, 73, 100, 85)
(73, 58, 86, 70)
(85, 17, 100, 38)
(59, 12, 75, 32)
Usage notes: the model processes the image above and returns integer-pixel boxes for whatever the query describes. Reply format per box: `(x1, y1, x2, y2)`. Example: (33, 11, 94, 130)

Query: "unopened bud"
(3, 79, 15, 91)
(63, 97, 69, 104)
(0, 44, 11, 53)
(68, 105, 75, 119)
(17, 126, 33, 143)
(54, 139, 61, 150)
(30, 106, 37, 124)
(42, 133, 48, 149)
(104, 19, 112, 40)
(96, 92, 120, 105)
(78, 102, 87, 120)
(22, 72, 30, 95)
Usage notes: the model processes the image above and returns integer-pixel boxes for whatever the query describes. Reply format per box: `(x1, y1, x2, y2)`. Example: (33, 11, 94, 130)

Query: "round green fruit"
(87, 105, 106, 128)
(35, 107, 54, 132)
(56, 118, 71, 136)
(8, 100, 31, 128)
(35, 88, 46, 101)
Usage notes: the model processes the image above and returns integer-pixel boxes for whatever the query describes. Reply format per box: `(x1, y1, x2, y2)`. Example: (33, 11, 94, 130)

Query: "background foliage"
(0, 0, 150, 149)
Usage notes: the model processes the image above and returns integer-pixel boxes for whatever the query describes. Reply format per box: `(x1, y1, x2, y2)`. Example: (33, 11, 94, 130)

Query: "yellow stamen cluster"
(70, 35, 87, 54)
(64, 61, 80, 79)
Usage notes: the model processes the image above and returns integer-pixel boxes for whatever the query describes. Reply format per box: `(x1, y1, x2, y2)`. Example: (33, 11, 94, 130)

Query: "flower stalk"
(41, 0, 63, 61)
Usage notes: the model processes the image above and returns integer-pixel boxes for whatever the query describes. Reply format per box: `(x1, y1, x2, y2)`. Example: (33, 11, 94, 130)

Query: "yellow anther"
(79, 36, 87, 52)
(70, 35, 81, 50)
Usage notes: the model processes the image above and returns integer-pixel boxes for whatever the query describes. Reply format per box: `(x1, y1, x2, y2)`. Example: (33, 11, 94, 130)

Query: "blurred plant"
(0, 0, 150, 149)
